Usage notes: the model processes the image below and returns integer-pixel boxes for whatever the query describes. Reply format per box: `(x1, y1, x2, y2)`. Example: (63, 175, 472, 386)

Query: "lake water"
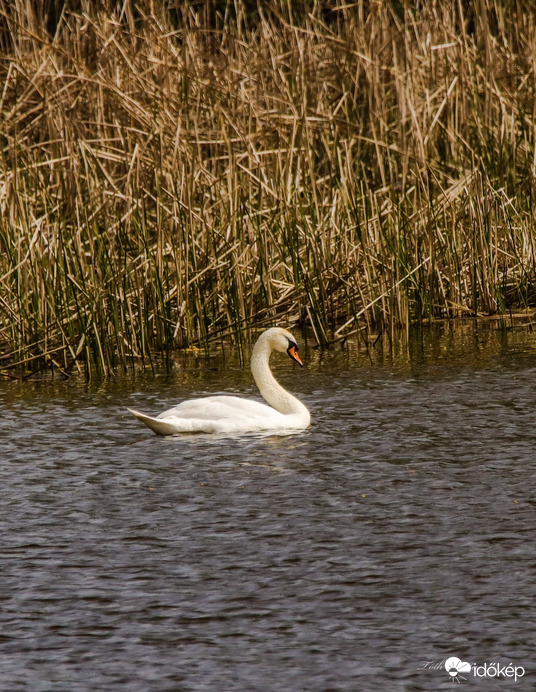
(1, 320, 536, 691)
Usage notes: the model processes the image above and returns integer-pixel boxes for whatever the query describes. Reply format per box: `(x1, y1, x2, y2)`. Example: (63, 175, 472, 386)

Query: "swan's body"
(128, 327, 310, 435)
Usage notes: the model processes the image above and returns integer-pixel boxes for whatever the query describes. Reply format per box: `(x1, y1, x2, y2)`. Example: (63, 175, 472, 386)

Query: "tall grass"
(1, 0, 536, 377)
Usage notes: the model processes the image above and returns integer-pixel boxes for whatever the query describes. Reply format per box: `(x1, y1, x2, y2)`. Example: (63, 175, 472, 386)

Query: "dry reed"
(1, 0, 536, 377)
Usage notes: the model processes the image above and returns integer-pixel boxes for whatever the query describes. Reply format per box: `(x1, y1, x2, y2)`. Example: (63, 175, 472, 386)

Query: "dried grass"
(1, 0, 535, 376)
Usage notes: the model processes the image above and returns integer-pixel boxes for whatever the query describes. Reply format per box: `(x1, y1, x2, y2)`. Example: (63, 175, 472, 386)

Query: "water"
(1, 320, 536, 691)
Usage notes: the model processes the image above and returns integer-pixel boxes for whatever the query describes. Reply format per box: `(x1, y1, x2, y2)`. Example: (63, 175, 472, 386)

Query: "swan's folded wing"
(156, 395, 277, 421)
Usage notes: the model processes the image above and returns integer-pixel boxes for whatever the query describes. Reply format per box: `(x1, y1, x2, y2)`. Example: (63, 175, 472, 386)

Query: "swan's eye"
(286, 341, 304, 367)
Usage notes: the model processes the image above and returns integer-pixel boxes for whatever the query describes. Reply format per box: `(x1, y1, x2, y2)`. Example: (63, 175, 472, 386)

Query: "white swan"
(128, 327, 310, 435)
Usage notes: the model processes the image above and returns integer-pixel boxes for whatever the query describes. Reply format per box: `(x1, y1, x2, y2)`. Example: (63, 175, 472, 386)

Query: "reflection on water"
(1, 320, 536, 691)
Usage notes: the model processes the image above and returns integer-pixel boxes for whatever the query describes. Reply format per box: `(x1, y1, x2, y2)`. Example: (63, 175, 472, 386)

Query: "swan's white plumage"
(129, 327, 310, 435)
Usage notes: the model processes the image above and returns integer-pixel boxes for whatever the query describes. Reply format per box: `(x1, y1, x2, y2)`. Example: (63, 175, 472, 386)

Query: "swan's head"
(262, 327, 304, 367)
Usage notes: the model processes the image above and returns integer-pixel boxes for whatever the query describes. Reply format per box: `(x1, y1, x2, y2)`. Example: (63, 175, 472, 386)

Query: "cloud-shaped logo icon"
(445, 657, 471, 681)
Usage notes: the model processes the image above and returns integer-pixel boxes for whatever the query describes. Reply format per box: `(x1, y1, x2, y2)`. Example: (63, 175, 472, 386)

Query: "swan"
(128, 327, 310, 434)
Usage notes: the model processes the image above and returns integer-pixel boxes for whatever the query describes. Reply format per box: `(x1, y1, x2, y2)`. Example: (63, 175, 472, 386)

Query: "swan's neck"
(250, 338, 308, 417)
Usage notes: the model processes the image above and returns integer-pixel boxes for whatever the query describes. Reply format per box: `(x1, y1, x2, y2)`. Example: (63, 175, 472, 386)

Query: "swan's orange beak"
(287, 345, 304, 367)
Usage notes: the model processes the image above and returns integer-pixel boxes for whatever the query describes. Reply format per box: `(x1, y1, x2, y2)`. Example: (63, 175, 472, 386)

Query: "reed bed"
(1, 0, 536, 376)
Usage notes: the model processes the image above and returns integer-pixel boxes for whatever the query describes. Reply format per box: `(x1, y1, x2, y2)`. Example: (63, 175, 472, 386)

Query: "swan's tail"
(127, 408, 178, 436)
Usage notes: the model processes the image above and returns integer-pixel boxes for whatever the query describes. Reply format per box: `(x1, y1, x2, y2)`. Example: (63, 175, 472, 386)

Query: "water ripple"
(1, 324, 536, 690)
